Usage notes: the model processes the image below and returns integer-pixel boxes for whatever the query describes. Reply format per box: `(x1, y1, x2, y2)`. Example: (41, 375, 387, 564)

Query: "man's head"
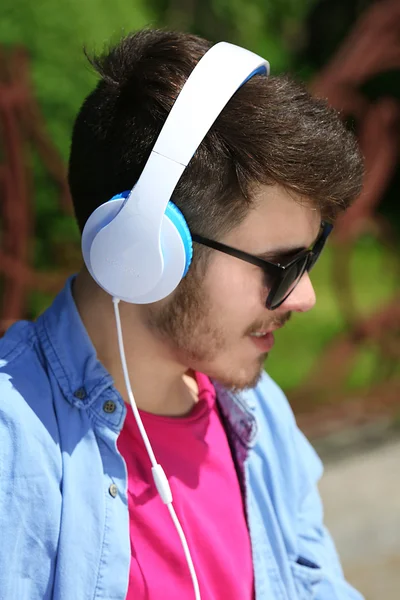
(69, 29, 364, 389)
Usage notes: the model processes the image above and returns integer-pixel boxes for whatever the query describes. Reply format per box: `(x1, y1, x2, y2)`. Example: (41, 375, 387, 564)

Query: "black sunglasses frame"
(192, 221, 333, 310)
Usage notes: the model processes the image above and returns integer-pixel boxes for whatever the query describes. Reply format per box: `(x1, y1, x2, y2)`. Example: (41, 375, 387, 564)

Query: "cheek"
(206, 261, 262, 322)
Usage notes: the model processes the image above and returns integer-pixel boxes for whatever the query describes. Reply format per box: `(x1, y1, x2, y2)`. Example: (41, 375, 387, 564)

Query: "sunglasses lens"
(267, 258, 307, 309)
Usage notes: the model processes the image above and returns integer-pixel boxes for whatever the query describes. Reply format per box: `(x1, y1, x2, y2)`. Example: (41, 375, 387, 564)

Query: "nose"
(280, 272, 316, 313)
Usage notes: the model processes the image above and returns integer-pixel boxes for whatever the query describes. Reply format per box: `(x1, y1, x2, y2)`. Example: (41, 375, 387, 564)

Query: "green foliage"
(151, 0, 317, 73)
(0, 0, 155, 159)
(0, 0, 155, 272)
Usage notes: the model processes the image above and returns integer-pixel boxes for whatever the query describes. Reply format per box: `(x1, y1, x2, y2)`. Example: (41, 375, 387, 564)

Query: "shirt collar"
(36, 275, 114, 408)
(214, 381, 258, 448)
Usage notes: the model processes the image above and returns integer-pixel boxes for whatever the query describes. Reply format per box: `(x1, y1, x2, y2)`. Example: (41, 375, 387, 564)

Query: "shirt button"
(103, 400, 116, 414)
(109, 484, 118, 498)
(73, 387, 87, 400)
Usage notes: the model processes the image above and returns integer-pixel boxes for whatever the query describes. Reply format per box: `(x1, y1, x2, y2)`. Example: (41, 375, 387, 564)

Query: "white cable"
(167, 503, 201, 598)
(112, 297, 201, 600)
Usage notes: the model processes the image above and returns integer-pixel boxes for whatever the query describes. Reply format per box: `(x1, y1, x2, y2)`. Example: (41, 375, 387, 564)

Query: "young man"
(0, 29, 364, 600)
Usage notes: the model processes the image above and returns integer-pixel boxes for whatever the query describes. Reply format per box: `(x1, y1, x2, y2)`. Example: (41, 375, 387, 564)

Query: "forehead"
(223, 184, 321, 252)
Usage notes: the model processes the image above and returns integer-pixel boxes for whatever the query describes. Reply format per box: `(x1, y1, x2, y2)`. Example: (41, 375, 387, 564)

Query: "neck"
(72, 270, 198, 416)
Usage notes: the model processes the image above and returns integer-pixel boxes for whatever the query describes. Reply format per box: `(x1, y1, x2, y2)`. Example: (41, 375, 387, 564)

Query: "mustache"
(247, 312, 292, 335)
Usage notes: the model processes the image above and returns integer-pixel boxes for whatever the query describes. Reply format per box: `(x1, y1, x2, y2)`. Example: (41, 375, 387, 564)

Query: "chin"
(206, 357, 265, 392)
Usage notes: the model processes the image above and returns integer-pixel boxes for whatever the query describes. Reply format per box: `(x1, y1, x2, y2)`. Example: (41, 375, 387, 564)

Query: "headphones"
(81, 42, 269, 304)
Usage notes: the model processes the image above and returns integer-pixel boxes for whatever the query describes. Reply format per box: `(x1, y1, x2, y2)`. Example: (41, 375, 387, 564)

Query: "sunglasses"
(192, 221, 333, 310)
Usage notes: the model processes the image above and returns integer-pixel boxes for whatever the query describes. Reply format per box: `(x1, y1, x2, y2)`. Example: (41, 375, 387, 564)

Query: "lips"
(247, 318, 289, 353)
(249, 331, 275, 352)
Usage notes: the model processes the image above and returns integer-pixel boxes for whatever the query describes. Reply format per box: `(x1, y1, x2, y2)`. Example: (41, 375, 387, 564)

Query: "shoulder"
(0, 319, 54, 411)
(0, 320, 61, 477)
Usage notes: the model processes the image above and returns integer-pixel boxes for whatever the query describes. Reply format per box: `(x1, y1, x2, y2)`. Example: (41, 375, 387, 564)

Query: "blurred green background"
(0, 0, 399, 398)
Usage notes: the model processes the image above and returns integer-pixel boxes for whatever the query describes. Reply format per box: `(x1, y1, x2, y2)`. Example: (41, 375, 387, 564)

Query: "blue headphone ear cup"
(164, 202, 193, 276)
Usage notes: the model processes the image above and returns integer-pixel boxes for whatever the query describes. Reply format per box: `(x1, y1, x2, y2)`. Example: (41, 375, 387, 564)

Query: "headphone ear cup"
(164, 201, 193, 276)
(81, 195, 193, 304)
(81, 197, 125, 284)
(134, 206, 191, 303)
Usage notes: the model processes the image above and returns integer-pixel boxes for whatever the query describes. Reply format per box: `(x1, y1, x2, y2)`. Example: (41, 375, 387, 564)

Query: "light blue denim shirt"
(0, 276, 363, 600)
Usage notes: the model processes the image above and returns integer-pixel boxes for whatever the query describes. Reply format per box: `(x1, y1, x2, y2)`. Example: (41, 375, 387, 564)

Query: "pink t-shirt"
(117, 372, 254, 599)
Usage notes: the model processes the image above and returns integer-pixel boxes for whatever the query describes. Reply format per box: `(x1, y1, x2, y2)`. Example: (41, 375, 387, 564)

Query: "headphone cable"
(112, 297, 201, 600)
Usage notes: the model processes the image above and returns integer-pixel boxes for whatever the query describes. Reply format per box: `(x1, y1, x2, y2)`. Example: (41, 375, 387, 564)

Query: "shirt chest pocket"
(290, 557, 323, 599)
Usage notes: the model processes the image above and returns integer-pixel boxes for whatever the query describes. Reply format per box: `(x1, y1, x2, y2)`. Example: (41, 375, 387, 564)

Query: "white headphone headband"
(119, 42, 269, 225)
(152, 42, 268, 166)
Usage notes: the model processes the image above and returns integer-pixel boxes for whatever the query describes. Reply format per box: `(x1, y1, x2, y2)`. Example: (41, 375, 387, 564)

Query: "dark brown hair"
(68, 28, 364, 242)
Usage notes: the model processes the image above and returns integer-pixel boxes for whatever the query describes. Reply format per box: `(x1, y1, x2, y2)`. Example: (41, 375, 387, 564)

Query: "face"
(145, 185, 321, 390)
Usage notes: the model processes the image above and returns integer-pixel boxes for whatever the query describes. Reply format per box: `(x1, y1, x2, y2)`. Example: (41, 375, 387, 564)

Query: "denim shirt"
(0, 277, 363, 600)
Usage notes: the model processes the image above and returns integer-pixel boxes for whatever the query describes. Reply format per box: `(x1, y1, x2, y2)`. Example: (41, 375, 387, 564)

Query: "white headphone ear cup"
(88, 208, 164, 301)
(82, 198, 124, 284)
(131, 212, 188, 304)
(81, 197, 189, 303)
